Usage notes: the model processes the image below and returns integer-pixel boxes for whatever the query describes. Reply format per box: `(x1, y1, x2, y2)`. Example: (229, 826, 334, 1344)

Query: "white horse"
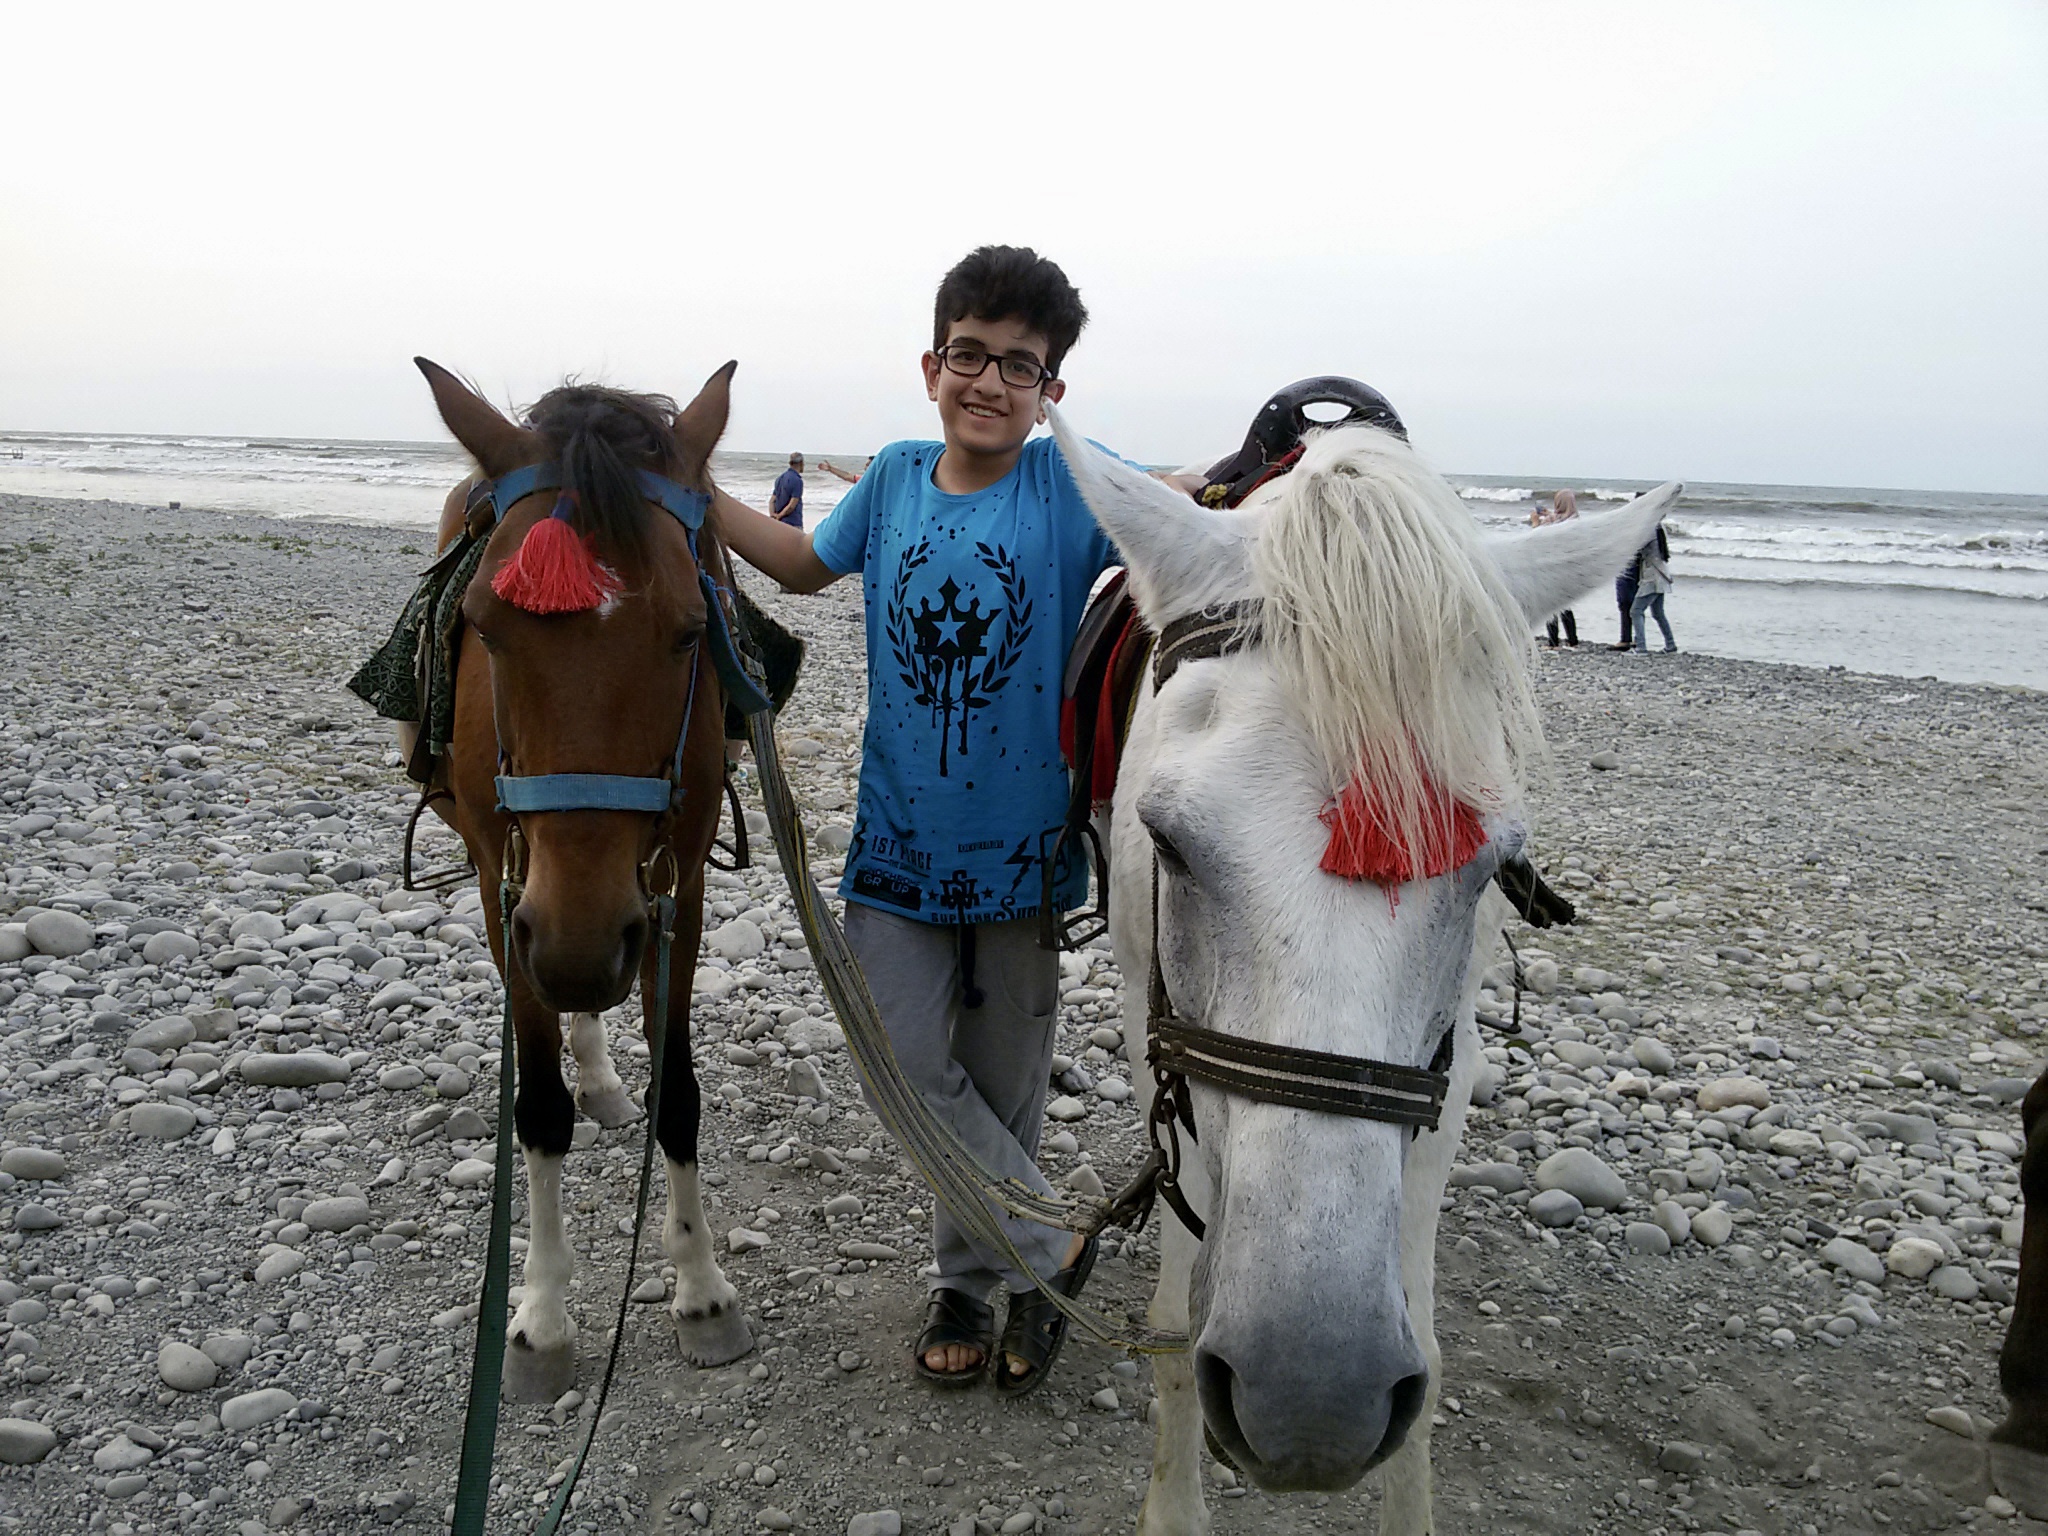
(1046, 403, 1675, 1536)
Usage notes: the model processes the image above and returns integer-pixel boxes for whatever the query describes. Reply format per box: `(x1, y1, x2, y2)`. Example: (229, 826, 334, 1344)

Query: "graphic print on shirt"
(883, 537, 1035, 778)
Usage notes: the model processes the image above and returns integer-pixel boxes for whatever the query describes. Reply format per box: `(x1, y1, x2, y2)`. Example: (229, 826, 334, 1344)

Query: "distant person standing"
(1533, 490, 1579, 647)
(1610, 549, 1640, 651)
(771, 453, 806, 528)
(1629, 524, 1678, 653)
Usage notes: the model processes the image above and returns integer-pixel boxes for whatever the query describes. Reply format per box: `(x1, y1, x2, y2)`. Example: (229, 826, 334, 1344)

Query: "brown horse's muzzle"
(507, 818, 653, 1013)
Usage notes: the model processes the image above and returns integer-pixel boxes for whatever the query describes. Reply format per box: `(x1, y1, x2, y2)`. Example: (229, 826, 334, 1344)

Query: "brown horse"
(1994, 1067, 2048, 1514)
(415, 358, 756, 1398)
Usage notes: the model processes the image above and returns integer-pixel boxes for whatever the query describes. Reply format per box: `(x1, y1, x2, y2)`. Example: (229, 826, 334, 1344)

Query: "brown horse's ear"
(414, 357, 537, 477)
(673, 360, 737, 483)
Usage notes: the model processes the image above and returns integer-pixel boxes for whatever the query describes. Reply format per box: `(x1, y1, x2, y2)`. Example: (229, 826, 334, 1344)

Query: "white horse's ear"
(1044, 401, 1250, 618)
(1481, 482, 1683, 623)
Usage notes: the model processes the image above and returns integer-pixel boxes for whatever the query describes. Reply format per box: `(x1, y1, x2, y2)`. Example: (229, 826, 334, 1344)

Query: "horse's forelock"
(524, 384, 682, 568)
(1248, 425, 1545, 876)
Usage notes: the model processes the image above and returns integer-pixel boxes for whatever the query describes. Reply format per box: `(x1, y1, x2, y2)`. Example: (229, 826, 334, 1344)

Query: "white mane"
(1246, 425, 1545, 858)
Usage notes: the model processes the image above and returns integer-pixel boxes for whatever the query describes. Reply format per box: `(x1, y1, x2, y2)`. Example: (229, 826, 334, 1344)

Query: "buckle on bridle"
(640, 841, 680, 900)
(502, 821, 530, 888)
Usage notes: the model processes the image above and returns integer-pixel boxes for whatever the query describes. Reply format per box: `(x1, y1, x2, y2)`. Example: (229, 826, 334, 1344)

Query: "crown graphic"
(911, 577, 997, 663)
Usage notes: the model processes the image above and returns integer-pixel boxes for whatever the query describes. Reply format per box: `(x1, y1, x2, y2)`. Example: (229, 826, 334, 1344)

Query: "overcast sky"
(3, 2, 2042, 491)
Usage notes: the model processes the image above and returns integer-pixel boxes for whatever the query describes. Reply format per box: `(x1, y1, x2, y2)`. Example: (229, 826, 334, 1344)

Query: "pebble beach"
(2, 489, 2047, 1536)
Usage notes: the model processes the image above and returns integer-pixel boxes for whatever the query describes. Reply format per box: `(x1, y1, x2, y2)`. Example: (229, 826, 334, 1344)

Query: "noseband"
(474, 461, 772, 894)
(1111, 603, 1454, 1242)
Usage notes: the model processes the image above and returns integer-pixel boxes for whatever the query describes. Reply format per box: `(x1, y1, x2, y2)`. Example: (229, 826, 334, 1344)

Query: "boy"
(712, 246, 1121, 1395)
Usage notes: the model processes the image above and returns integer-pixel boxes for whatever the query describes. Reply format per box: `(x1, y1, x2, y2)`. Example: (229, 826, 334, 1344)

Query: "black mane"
(522, 384, 681, 565)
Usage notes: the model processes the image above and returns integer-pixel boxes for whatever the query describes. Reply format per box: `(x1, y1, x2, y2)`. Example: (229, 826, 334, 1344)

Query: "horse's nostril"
(1380, 1370, 1428, 1459)
(1194, 1347, 1257, 1472)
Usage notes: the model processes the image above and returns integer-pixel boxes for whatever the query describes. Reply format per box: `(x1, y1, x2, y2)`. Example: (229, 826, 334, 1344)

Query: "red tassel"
(1319, 777, 1487, 886)
(491, 514, 620, 614)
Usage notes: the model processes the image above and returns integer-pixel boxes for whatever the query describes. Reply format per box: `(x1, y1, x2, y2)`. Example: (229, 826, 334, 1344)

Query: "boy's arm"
(820, 459, 863, 483)
(710, 487, 841, 594)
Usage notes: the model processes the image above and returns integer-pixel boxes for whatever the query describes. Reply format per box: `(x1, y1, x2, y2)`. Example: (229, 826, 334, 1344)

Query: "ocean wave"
(1680, 560, 2048, 602)
(1456, 485, 1534, 503)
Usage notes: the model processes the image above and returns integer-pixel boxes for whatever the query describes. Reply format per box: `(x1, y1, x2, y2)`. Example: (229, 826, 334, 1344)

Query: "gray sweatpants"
(841, 904, 1070, 1301)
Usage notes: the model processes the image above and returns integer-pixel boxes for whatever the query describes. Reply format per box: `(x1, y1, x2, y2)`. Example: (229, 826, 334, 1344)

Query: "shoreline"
(5, 488, 2041, 697)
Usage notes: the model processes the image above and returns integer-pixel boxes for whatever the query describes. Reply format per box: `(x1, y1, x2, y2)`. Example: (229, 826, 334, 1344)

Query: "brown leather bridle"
(1104, 603, 1457, 1241)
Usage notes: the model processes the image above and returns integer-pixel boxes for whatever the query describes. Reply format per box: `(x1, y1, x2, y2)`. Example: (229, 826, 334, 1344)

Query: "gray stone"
(1046, 1095, 1089, 1122)
(1624, 1222, 1672, 1256)
(256, 1250, 307, 1283)
(130, 1016, 196, 1052)
(1533, 1147, 1627, 1210)
(24, 909, 94, 958)
(142, 930, 203, 964)
(1551, 1040, 1605, 1071)
(302, 1197, 370, 1233)
(159, 1340, 220, 1391)
(0, 1147, 65, 1181)
(0, 1417, 57, 1464)
(378, 1065, 425, 1092)
(707, 919, 764, 962)
(1588, 750, 1621, 771)
(239, 1052, 351, 1087)
(1529, 1189, 1584, 1227)
(1866, 1110, 1941, 1148)
(1697, 1076, 1771, 1112)
(1652, 1200, 1692, 1245)
(0, 925, 27, 963)
(1631, 1036, 1676, 1074)
(1448, 1162, 1527, 1194)
(1657, 1441, 1707, 1475)
(1929, 1265, 1982, 1302)
(130, 1102, 197, 1140)
(229, 911, 289, 945)
(188, 1008, 237, 1044)
(12, 1204, 63, 1232)
(786, 1059, 830, 1102)
(1820, 1235, 1887, 1285)
(786, 1016, 845, 1054)
(203, 1333, 255, 1370)
(220, 1388, 299, 1432)
(1690, 1205, 1733, 1247)
(848, 1513, 902, 1536)
(92, 1433, 155, 1471)
(249, 851, 314, 877)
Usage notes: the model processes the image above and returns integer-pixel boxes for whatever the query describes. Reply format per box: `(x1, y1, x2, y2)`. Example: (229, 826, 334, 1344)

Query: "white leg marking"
(509, 1149, 577, 1353)
(1140, 1208, 1210, 1536)
(665, 1157, 738, 1321)
(570, 1010, 641, 1127)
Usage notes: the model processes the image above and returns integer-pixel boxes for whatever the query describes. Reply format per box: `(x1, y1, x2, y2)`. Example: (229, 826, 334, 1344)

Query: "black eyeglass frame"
(934, 343, 1056, 391)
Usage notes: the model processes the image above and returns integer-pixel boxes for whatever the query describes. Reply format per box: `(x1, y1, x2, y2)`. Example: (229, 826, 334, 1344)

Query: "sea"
(4, 430, 2045, 692)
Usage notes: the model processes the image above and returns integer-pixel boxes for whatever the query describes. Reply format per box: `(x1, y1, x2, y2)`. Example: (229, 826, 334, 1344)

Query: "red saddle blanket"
(1059, 570, 1152, 808)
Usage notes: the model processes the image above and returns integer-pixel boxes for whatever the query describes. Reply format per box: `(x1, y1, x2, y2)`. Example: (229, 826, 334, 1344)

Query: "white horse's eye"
(1148, 824, 1189, 872)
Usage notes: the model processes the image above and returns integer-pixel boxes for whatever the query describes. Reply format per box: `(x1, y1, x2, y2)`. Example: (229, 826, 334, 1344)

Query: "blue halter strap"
(477, 460, 770, 818)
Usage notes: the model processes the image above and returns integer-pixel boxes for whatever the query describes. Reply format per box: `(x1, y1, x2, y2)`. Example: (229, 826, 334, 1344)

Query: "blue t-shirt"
(771, 467, 804, 526)
(811, 435, 1121, 924)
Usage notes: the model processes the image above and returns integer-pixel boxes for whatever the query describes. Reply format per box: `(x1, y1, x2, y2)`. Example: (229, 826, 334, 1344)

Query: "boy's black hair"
(932, 246, 1089, 379)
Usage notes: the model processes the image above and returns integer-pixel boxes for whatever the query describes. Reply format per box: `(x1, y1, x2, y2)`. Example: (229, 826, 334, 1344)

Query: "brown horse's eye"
(676, 629, 704, 658)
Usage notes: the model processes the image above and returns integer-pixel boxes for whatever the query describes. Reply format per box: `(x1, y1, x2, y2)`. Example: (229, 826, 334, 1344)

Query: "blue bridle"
(474, 461, 772, 822)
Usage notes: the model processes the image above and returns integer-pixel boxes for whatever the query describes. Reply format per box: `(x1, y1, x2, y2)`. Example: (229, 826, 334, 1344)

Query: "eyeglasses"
(935, 344, 1054, 390)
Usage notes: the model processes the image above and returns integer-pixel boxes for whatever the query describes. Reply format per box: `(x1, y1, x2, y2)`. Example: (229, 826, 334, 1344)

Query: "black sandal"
(913, 1288, 995, 1388)
(994, 1237, 1098, 1398)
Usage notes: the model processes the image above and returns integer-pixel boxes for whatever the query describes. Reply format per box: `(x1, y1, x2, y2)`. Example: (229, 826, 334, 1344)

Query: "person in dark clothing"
(771, 453, 805, 528)
(1610, 560, 1638, 650)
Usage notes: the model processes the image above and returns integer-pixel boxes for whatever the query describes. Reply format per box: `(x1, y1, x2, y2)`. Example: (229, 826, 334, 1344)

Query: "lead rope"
(450, 880, 523, 1536)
